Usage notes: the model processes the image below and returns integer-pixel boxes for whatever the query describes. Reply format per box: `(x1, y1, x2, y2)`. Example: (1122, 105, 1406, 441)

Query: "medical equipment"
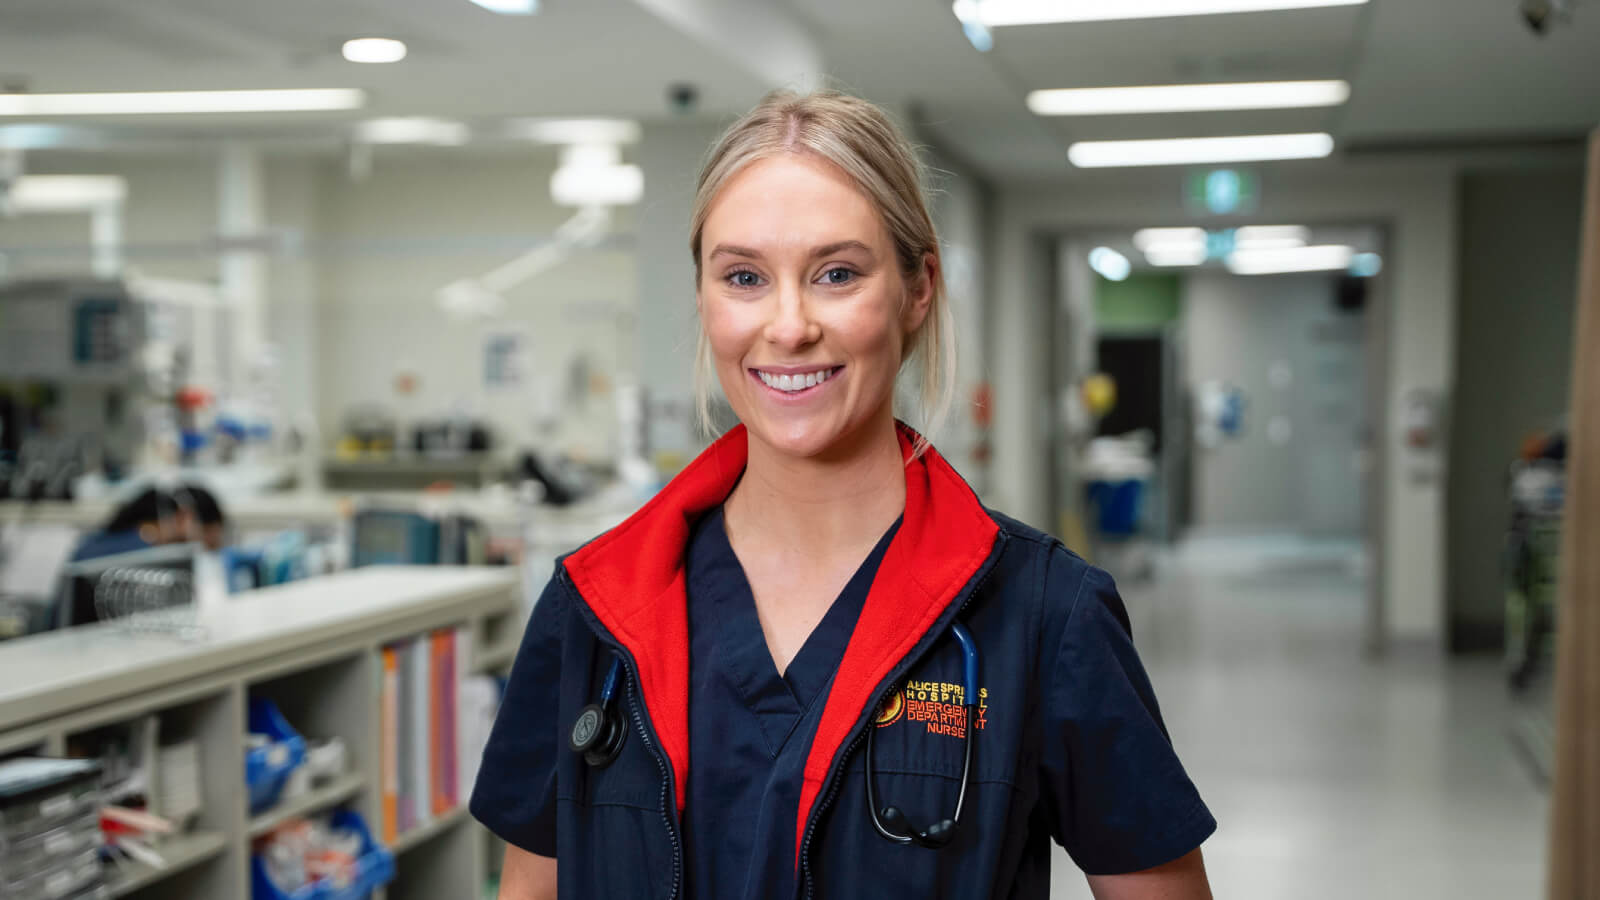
(867, 621, 979, 850)
(569, 656, 627, 768)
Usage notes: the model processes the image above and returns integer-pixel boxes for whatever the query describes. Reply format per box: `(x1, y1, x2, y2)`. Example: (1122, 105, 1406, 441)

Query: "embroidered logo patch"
(900, 680, 989, 739)
(874, 690, 905, 727)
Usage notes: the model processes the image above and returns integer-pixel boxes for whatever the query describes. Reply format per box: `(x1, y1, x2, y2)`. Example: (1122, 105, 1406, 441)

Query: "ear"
(900, 253, 937, 335)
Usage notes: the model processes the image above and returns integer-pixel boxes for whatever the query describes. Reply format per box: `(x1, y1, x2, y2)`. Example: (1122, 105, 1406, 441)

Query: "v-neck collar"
(686, 507, 901, 756)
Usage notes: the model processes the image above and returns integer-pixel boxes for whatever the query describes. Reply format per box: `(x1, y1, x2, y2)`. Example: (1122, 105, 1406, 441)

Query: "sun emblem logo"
(874, 690, 905, 728)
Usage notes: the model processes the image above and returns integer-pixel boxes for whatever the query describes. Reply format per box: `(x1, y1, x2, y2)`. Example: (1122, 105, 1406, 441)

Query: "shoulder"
(976, 508, 1128, 645)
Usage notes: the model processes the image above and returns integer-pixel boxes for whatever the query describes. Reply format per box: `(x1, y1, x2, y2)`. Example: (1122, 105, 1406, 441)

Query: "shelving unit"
(0, 566, 520, 899)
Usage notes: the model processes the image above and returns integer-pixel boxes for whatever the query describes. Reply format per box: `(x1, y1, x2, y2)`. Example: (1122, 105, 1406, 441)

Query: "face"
(697, 153, 932, 460)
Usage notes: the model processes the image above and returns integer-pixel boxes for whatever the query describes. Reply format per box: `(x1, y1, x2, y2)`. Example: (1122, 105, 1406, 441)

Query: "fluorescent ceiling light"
(1069, 133, 1333, 168)
(1234, 224, 1309, 251)
(1088, 246, 1131, 281)
(1132, 227, 1205, 253)
(1227, 244, 1353, 274)
(964, 0, 1366, 27)
(551, 164, 643, 207)
(342, 38, 408, 64)
(0, 89, 366, 117)
(8, 175, 127, 212)
(1028, 80, 1348, 116)
(510, 118, 641, 145)
(354, 117, 469, 145)
(1144, 245, 1208, 267)
(469, 0, 538, 13)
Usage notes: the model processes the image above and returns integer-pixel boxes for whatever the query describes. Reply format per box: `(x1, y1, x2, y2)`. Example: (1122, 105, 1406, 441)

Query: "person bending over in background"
(472, 90, 1215, 900)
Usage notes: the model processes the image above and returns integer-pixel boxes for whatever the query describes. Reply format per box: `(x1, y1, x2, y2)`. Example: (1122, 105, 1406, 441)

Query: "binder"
(380, 645, 400, 843)
(430, 630, 451, 816)
(395, 638, 416, 835)
(409, 638, 432, 828)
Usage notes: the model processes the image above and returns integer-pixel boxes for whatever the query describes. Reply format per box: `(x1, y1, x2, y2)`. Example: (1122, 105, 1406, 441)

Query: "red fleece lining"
(563, 424, 999, 872)
(564, 427, 750, 814)
(792, 427, 999, 863)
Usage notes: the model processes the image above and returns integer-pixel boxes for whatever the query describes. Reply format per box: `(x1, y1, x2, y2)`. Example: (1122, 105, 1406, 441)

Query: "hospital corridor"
(1052, 536, 1550, 900)
(2, 1, 1598, 898)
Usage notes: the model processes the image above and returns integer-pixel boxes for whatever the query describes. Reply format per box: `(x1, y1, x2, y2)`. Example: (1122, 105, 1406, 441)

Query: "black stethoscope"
(570, 620, 980, 850)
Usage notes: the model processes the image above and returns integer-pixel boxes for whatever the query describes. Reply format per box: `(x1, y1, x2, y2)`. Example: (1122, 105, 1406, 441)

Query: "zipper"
(797, 534, 1008, 899)
(560, 570, 684, 900)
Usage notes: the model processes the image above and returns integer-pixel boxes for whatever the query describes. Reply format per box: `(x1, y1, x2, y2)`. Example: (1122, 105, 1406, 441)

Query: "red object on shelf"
(176, 386, 213, 411)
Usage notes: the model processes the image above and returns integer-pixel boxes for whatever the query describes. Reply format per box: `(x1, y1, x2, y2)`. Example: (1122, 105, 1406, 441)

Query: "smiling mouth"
(750, 366, 842, 394)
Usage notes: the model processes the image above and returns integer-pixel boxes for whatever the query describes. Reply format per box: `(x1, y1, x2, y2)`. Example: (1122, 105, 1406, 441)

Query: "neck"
(725, 412, 907, 559)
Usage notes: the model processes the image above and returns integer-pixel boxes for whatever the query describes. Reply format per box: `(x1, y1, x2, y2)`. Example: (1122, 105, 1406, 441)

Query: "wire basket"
(93, 567, 205, 640)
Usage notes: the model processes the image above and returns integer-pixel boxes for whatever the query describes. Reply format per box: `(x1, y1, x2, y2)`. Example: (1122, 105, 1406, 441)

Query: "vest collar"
(562, 422, 1000, 850)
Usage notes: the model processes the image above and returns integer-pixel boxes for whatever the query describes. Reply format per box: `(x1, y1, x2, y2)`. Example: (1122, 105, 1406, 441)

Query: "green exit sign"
(1185, 169, 1259, 215)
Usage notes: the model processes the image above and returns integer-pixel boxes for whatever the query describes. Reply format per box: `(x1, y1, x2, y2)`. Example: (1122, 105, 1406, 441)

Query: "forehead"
(701, 153, 887, 255)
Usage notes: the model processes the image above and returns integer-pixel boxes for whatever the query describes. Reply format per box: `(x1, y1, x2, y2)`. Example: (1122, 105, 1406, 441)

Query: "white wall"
(633, 120, 724, 463)
(922, 145, 994, 490)
(991, 162, 1458, 645)
(308, 149, 635, 460)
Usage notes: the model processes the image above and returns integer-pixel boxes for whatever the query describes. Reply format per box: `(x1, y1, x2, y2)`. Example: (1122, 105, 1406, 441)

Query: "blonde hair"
(689, 89, 956, 457)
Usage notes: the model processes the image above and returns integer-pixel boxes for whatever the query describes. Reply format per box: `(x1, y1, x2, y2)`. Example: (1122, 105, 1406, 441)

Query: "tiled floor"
(1050, 536, 1549, 899)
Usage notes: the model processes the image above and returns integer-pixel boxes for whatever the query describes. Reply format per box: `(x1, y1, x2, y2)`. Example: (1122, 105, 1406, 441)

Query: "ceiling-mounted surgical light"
(1088, 246, 1131, 281)
(549, 145, 642, 206)
(1069, 133, 1334, 168)
(1027, 80, 1349, 116)
(961, 0, 1367, 26)
(342, 38, 408, 64)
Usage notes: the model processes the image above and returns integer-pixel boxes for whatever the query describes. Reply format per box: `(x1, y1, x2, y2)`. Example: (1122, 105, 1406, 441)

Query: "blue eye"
(728, 270, 762, 288)
(822, 267, 856, 285)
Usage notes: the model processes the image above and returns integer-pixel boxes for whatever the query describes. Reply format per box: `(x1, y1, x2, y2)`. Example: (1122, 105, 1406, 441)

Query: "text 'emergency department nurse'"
(470, 90, 1217, 900)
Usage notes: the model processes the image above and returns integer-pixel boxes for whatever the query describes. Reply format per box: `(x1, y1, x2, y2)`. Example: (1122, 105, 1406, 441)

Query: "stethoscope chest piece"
(570, 701, 626, 767)
(572, 656, 628, 768)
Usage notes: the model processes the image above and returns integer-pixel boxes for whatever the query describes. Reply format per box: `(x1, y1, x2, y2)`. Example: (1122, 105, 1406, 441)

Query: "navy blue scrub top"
(682, 506, 900, 900)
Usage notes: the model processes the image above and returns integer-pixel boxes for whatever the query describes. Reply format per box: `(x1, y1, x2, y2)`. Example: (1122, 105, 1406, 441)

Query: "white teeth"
(756, 368, 835, 392)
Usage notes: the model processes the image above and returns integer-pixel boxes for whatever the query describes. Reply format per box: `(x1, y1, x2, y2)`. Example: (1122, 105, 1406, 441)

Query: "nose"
(762, 279, 822, 350)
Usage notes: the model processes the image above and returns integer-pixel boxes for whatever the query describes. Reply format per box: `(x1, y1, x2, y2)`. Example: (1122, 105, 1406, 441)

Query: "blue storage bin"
(250, 809, 396, 900)
(1086, 479, 1145, 538)
(246, 698, 307, 814)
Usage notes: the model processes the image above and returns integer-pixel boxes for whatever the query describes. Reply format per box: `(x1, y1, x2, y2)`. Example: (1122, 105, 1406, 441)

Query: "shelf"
(391, 806, 469, 854)
(250, 773, 367, 837)
(473, 644, 516, 672)
(105, 829, 230, 897)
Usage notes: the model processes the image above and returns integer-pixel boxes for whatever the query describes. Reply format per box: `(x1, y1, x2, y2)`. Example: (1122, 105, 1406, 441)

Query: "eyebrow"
(707, 240, 875, 262)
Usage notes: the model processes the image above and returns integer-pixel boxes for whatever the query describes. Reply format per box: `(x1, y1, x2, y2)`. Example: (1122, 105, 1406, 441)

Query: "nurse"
(472, 90, 1216, 899)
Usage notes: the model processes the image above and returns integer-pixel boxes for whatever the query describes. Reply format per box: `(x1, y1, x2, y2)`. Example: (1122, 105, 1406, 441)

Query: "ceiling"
(0, 0, 1595, 179)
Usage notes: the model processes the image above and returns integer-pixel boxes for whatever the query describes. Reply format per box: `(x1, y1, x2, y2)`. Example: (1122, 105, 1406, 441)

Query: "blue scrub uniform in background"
(682, 506, 899, 900)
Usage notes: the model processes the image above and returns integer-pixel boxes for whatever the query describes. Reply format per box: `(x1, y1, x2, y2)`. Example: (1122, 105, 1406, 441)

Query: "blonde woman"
(472, 90, 1215, 900)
